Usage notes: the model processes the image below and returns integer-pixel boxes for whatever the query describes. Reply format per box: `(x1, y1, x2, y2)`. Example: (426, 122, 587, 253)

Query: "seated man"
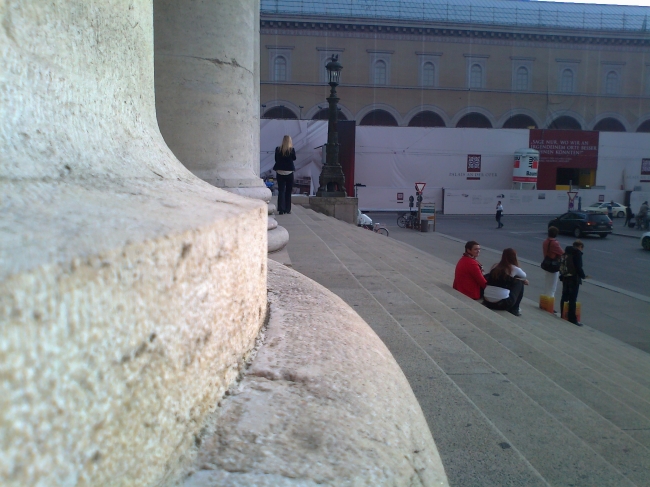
(453, 241, 487, 300)
(482, 248, 529, 316)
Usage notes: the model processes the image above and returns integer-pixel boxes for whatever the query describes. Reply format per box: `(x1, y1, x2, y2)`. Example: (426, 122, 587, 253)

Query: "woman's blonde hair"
(280, 135, 293, 156)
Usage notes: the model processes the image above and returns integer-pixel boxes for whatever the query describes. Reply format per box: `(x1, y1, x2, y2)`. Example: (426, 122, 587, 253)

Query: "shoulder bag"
(541, 241, 561, 273)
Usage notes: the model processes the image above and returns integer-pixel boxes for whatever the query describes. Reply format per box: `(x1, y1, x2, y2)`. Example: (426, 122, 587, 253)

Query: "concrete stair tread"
(304, 207, 650, 378)
(286, 206, 650, 486)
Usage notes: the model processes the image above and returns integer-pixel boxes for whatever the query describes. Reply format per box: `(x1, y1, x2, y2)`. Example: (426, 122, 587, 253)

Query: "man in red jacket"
(453, 241, 487, 300)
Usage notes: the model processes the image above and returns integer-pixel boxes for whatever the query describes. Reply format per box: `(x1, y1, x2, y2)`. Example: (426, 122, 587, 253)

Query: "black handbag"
(541, 256, 560, 273)
(541, 240, 561, 273)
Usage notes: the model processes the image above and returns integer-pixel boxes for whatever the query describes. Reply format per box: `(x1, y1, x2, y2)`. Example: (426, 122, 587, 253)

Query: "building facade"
(260, 0, 650, 132)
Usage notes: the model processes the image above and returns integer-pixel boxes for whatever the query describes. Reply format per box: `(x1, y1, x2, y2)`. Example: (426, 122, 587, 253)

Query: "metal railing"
(261, 0, 650, 32)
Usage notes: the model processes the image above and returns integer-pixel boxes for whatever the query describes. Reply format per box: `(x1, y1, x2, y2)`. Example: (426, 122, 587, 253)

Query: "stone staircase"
(282, 205, 650, 487)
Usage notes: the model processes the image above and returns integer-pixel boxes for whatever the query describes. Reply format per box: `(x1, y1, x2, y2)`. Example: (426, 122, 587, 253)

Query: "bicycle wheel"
(397, 215, 407, 228)
(377, 227, 389, 236)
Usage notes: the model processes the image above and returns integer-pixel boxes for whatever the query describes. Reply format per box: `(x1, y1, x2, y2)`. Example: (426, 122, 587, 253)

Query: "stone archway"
(359, 109, 398, 126)
(502, 114, 538, 129)
(593, 118, 626, 132)
(456, 113, 492, 128)
(548, 116, 581, 130)
(263, 106, 298, 119)
(312, 108, 348, 121)
(408, 111, 446, 127)
(637, 120, 650, 132)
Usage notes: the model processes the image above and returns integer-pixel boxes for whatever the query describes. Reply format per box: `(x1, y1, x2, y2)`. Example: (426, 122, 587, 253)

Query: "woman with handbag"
(541, 226, 564, 313)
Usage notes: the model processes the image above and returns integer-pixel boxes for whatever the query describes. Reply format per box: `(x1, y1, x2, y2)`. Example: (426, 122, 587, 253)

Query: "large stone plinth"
(309, 196, 359, 225)
(0, 2, 267, 485)
(181, 261, 449, 486)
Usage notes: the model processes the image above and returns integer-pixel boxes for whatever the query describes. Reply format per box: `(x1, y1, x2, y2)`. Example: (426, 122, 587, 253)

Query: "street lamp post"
(316, 55, 347, 197)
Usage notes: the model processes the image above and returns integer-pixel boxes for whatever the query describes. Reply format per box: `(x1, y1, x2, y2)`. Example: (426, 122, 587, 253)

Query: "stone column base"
(224, 186, 290, 253)
(309, 196, 358, 225)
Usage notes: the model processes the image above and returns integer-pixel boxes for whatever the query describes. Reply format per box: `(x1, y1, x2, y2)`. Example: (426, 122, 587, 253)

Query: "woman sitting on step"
(483, 248, 529, 317)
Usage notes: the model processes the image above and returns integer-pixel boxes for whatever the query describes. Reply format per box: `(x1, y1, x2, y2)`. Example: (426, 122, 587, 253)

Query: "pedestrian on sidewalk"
(541, 226, 564, 313)
(495, 201, 504, 228)
(273, 135, 297, 215)
(560, 240, 587, 327)
(624, 205, 633, 228)
(607, 201, 614, 220)
(483, 248, 529, 316)
(637, 201, 649, 230)
(453, 241, 487, 300)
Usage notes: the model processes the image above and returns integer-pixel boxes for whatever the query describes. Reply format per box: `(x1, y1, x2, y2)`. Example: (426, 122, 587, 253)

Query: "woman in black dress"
(273, 135, 297, 215)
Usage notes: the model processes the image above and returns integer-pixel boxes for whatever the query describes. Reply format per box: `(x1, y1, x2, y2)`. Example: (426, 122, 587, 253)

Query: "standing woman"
(273, 135, 296, 215)
(542, 226, 564, 313)
(495, 201, 504, 228)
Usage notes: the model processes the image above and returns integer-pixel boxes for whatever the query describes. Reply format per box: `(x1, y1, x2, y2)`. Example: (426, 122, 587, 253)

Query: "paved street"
(367, 212, 650, 352)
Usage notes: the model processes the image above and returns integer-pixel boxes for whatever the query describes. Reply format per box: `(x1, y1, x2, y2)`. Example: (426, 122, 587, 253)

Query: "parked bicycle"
(397, 211, 420, 230)
(358, 210, 389, 236)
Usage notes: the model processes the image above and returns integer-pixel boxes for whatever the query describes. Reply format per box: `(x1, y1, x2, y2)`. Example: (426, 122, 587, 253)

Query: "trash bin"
(420, 219, 429, 232)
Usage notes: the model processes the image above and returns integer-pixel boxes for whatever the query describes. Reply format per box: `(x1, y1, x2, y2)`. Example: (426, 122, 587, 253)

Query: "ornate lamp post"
(316, 55, 347, 197)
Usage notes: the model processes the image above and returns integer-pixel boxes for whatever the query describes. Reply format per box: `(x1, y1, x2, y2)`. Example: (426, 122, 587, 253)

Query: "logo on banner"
(467, 154, 481, 180)
(642, 158, 650, 183)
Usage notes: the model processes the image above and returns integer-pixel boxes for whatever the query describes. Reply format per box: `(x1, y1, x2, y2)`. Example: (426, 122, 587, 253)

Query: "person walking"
(495, 201, 504, 229)
(624, 205, 633, 228)
(273, 135, 297, 215)
(638, 201, 649, 230)
(606, 201, 614, 221)
(483, 248, 529, 316)
(453, 241, 487, 300)
(560, 240, 587, 327)
(541, 226, 564, 313)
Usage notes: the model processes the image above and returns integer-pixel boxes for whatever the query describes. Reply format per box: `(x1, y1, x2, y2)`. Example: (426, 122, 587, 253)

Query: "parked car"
(585, 201, 626, 218)
(642, 231, 650, 250)
(548, 211, 613, 238)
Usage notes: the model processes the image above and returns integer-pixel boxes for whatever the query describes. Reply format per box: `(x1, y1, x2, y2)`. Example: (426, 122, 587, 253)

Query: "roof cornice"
(260, 15, 650, 46)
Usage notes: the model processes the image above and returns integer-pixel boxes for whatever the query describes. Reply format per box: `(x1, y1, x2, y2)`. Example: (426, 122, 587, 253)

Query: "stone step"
(330, 211, 650, 387)
(289, 207, 650, 486)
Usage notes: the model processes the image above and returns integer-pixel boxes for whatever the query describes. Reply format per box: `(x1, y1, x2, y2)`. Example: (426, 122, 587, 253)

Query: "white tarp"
(443, 189, 626, 215)
(260, 122, 650, 212)
(260, 119, 327, 195)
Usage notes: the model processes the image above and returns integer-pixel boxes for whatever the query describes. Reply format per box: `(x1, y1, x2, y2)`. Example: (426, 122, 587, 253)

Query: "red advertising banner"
(467, 154, 481, 180)
(529, 130, 598, 167)
(641, 158, 650, 183)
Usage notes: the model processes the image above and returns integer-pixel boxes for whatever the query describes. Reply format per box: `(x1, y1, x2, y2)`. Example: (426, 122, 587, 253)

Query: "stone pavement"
(278, 205, 650, 487)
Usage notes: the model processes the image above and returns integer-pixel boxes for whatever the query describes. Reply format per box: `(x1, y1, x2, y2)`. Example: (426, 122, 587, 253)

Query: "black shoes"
(509, 308, 522, 317)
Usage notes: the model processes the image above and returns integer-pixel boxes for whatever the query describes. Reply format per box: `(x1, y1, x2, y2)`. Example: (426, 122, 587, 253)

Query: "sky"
(541, 0, 650, 5)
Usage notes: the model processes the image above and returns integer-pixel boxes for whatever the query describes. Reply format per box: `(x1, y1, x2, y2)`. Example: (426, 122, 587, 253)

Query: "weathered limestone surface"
(1, 2, 267, 485)
(179, 261, 449, 487)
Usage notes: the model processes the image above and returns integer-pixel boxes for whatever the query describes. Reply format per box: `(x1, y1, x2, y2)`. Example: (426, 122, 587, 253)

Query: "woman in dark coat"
(273, 135, 297, 215)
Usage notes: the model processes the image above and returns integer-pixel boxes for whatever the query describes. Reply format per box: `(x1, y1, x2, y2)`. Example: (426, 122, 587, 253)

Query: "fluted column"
(154, 0, 288, 252)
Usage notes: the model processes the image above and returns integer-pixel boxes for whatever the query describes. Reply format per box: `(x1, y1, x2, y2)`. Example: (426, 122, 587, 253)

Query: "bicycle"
(360, 221, 389, 236)
(397, 211, 420, 229)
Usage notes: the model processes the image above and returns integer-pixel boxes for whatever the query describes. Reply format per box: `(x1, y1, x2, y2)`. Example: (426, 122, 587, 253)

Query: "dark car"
(548, 211, 613, 238)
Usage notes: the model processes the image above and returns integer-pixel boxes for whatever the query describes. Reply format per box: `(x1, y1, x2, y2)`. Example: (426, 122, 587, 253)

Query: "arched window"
(359, 109, 398, 126)
(469, 64, 483, 89)
(560, 69, 574, 93)
(422, 62, 435, 87)
(273, 56, 287, 82)
(374, 60, 387, 85)
(515, 66, 529, 91)
(605, 71, 619, 95)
